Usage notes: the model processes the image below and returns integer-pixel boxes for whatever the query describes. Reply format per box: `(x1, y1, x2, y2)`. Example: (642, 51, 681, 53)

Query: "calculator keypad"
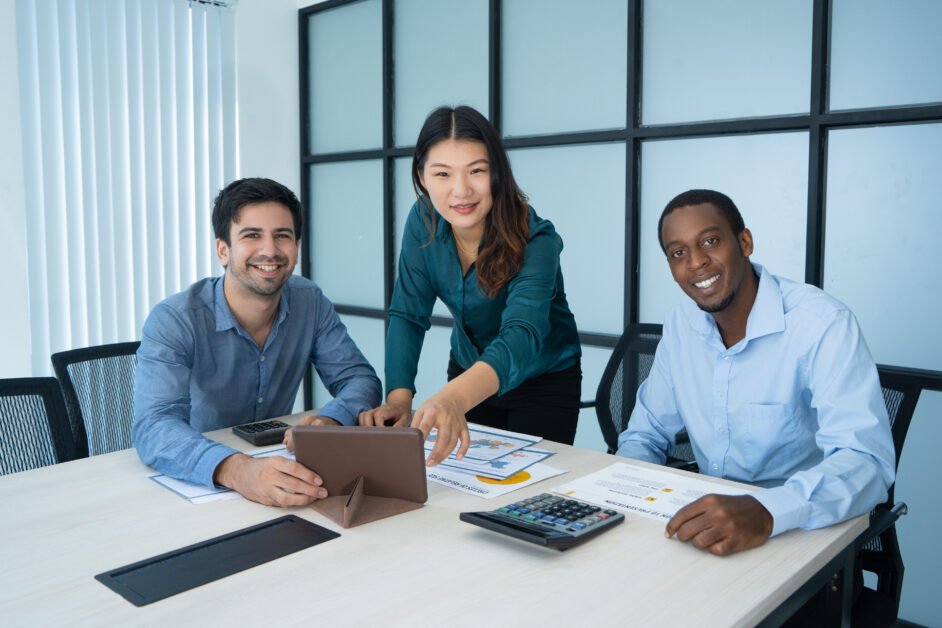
(498, 493, 620, 535)
(238, 421, 286, 433)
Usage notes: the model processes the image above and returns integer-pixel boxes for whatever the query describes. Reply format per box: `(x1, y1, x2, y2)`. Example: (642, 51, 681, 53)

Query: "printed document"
(425, 426, 540, 462)
(148, 446, 293, 504)
(428, 460, 565, 499)
(438, 447, 554, 479)
(552, 461, 756, 522)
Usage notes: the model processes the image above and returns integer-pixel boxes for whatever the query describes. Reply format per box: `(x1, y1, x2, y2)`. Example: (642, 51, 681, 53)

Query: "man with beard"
(133, 178, 381, 506)
(616, 189, 895, 556)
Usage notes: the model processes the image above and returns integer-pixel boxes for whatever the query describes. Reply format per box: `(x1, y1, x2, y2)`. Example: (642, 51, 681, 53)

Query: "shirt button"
(257, 397, 263, 404)
(260, 355, 266, 362)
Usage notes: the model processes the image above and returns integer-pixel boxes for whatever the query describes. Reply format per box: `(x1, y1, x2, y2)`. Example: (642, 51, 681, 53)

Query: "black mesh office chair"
(0, 377, 80, 475)
(852, 364, 942, 627)
(586, 323, 695, 467)
(51, 341, 140, 457)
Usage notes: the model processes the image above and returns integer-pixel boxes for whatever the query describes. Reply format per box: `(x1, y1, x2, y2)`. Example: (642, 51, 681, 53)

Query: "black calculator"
(232, 420, 290, 446)
(459, 493, 625, 550)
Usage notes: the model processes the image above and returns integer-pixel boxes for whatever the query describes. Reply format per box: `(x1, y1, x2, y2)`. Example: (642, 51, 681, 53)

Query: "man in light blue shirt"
(133, 178, 381, 507)
(617, 189, 894, 556)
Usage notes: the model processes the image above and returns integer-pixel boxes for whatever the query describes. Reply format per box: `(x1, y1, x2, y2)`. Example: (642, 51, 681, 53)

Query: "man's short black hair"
(657, 189, 745, 253)
(212, 178, 303, 245)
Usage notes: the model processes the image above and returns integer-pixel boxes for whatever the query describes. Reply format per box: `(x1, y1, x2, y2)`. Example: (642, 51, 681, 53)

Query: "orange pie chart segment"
(477, 471, 532, 485)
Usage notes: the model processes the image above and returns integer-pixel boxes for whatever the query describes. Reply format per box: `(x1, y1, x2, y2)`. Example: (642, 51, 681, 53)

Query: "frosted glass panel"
(502, 0, 627, 136)
(509, 143, 626, 335)
(313, 315, 385, 409)
(412, 324, 451, 405)
(643, 0, 811, 125)
(393, 0, 488, 147)
(393, 157, 416, 263)
(824, 124, 942, 371)
(393, 157, 450, 318)
(310, 160, 384, 308)
(831, 0, 942, 111)
(573, 345, 612, 453)
(317, 319, 451, 408)
(308, 0, 382, 153)
(640, 133, 808, 323)
(896, 391, 942, 624)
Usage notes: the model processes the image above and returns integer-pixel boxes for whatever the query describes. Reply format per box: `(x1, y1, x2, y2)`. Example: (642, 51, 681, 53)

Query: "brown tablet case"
(292, 425, 428, 528)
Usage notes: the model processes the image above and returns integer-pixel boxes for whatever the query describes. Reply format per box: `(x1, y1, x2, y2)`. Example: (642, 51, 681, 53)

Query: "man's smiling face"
(660, 202, 753, 314)
(216, 201, 299, 299)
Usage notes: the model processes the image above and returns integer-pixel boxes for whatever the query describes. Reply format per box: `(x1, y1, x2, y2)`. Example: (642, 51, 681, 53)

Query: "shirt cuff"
(314, 400, 357, 426)
(201, 443, 242, 489)
(615, 441, 664, 464)
(752, 485, 812, 537)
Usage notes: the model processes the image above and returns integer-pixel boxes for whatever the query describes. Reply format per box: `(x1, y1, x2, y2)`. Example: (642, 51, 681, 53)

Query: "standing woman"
(359, 106, 581, 465)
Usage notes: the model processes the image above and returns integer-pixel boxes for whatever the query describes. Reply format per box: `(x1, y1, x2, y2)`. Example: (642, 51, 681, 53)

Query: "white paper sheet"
(147, 446, 294, 504)
(427, 462, 566, 499)
(438, 447, 554, 479)
(552, 461, 756, 522)
(425, 426, 541, 462)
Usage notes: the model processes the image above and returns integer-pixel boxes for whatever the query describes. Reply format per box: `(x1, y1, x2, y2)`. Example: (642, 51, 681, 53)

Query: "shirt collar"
(214, 276, 237, 332)
(744, 263, 785, 341)
(682, 262, 784, 346)
(213, 274, 292, 335)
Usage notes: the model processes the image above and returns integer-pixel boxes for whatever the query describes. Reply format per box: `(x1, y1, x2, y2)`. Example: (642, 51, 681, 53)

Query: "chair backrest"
(853, 364, 942, 622)
(595, 323, 663, 453)
(51, 341, 141, 457)
(875, 364, 942, 502)
(0, 377, 80, 475)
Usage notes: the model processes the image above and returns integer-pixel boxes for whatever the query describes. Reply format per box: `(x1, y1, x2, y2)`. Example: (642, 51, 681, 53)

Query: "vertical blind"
(15, 0, 238, 375)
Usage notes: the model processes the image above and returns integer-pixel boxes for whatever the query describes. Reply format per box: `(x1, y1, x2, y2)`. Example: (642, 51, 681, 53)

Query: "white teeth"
(695, 275, 719, 289)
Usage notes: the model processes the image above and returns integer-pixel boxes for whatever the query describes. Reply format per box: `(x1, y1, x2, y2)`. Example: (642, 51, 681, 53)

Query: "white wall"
(0, 0, 32, 378)
(235, 0, 310, 190)
(0, 0, 312, 379)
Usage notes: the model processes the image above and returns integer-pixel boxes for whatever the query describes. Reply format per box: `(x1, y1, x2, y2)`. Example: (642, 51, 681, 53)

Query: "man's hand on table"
(213, 453, 328, 507)
(283, 415, 341, 452)
(665, 494, 773, 556)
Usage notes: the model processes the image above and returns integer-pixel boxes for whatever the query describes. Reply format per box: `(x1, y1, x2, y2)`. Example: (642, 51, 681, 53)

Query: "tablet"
(292, 425, 428, 504)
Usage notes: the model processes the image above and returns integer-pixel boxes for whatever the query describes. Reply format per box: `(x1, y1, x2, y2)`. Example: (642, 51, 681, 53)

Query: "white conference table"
(0, 417, 865, 627)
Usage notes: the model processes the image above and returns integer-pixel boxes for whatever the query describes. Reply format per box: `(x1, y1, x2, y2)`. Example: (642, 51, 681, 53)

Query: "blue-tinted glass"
(509, 143, 626, 335)
(642, 0, 811, 125)
(896, 391, 942, 625)
(502, 0, 627, 136)
(573, 345, 611, 453)
(824, 124, 942, 370)
(830, 0, 942, 111)
(313, 314, 385, 408)
(310, 160, 384, 309)
(393, 0, 488, 147)
(639, 133, 808, 322)
(308, 0, 382, 153)
(412, 325, 451, 405)
(825, 123, 942, 625)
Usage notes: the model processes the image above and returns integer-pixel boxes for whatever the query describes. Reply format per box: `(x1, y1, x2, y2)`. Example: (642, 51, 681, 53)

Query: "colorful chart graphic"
(477, 471, 532, 485)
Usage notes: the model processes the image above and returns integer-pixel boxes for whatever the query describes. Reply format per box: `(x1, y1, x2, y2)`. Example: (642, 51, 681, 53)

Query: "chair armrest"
(855, 502, 907, 549)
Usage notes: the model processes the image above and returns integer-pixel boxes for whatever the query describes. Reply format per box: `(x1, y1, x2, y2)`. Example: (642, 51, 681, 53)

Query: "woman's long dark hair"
(412, 105, 529, 298)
